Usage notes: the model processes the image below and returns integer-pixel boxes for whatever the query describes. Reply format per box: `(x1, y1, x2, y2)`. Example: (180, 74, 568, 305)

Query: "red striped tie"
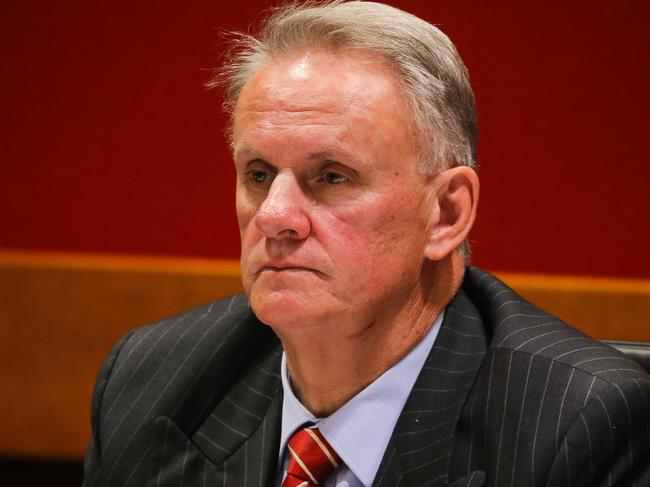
(281, 427, 342, 487)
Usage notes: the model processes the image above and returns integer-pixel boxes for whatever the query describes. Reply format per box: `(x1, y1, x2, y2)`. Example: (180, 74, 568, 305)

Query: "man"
(83, 2, 650, 486)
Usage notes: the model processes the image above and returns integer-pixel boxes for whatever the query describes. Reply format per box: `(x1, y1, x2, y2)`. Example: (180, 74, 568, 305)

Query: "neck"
(275, 255, 465, 417)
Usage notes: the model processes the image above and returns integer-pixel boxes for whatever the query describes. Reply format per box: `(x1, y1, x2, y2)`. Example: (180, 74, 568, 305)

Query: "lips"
(259, 265, 312, 273)
(256, 262, 323, 276)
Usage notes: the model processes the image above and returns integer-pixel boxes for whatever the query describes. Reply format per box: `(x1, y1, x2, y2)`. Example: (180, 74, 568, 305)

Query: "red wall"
(2, 1, 649, 277)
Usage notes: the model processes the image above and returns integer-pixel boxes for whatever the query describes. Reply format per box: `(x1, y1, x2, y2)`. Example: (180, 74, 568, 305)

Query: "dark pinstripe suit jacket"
(83, 267, 650, 487)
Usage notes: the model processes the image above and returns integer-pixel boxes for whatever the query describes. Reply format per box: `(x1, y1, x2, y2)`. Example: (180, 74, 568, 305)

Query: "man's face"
(233, 49, 435, 333)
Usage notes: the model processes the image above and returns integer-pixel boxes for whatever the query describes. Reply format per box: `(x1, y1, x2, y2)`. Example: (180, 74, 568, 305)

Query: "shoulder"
(88, 294, 278, 454)
(463, 266, 648, 383)
(97, 294, 259, 400)
(457, 267, 650, 484)
(107, 294, 257, 376)
(462, 265, 649, 441)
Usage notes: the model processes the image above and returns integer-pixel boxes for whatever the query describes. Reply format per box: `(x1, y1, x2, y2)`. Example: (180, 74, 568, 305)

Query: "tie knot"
(282, 427, 341, 486)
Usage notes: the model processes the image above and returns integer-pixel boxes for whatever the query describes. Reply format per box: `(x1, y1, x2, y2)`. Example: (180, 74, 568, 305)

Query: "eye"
(248, 170, 270, 184)
(321, 171, 349, 184)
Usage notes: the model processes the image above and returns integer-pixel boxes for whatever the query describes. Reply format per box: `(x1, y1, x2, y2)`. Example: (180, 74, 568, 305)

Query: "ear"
(424, 166, 479, 261)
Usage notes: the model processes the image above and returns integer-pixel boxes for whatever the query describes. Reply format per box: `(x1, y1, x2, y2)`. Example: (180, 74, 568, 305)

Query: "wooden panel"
(0, 250, 649, 460)
(0, 250, 243, 460)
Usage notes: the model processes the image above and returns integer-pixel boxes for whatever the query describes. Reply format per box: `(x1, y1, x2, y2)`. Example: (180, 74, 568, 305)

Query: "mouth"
(256, 264, 323, 277)
(260, 265, 312, 273)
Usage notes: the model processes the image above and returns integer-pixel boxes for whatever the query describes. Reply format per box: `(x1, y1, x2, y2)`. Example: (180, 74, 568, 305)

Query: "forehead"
(233, 49, 412, 134)
(231, 49, 421, 171)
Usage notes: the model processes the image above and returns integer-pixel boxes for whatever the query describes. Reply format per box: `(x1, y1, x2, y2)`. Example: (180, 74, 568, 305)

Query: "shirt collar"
(279, 312, 444, 486)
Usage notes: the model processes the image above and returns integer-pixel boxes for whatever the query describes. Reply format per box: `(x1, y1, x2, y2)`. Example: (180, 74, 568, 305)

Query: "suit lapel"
(193, 334, 283, 487)
(374, 289, 488, 487)
(148, 329, 284, 487)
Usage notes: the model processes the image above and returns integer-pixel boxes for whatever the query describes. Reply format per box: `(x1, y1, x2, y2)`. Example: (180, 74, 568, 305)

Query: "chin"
(249, 288, 326, 330)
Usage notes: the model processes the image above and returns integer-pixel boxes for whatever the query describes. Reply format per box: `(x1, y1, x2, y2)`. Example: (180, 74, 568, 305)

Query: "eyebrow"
(232, 143, 258, 161)
(233, 144, 339, 164)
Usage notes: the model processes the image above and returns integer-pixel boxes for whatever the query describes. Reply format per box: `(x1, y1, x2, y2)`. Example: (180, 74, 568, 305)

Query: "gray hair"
(209, 0, 478, 174)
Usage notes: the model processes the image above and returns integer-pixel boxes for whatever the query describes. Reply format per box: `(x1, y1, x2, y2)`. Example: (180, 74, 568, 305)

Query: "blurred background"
(1, 0, 649, 484)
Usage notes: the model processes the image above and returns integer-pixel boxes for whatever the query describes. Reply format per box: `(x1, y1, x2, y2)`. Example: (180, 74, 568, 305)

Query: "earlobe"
(423, 167, 479, 261)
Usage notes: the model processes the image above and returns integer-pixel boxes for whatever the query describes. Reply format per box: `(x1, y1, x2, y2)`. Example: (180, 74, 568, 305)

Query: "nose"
(255, 172, 311, 240)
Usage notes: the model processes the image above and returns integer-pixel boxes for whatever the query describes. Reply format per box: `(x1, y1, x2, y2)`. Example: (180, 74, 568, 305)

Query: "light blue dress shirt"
(278, 312, 444, 487)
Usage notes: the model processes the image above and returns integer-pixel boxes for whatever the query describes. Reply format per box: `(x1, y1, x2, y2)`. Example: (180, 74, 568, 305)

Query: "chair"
(603, 340, 650, 374)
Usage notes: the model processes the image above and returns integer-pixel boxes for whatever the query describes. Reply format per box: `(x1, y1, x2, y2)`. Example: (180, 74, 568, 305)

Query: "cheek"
(236, 195, 263, 284)
(332, 190, 424, 241)
(235, 189, 259, 239)
(324, 193, 426, 272)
